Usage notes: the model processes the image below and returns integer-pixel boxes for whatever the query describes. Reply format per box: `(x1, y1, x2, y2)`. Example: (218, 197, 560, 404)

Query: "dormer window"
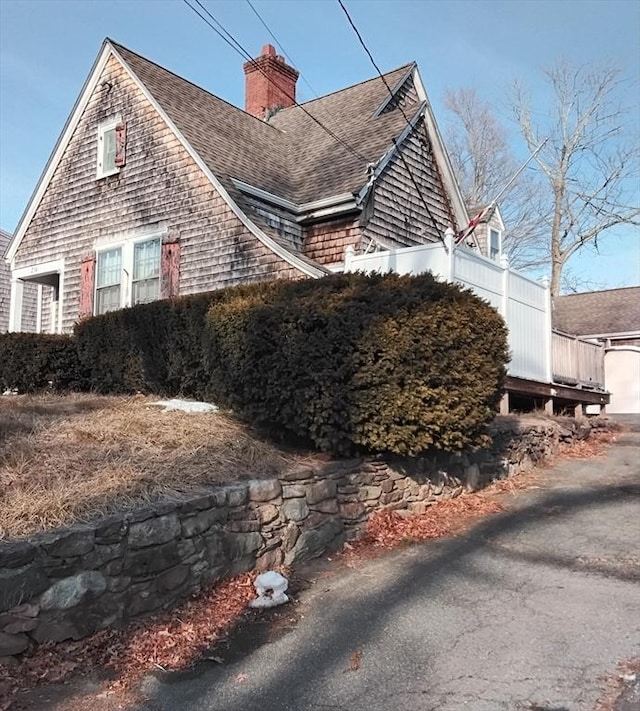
(97, 118, 126, 178)
(489, 228, 501, 261)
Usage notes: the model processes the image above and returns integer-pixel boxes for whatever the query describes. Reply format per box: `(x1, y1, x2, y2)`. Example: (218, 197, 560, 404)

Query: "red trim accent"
(160, 235, 180, 299)
(79, 254, 96, 319)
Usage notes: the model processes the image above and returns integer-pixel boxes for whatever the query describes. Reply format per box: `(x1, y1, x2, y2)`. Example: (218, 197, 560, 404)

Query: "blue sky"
(1, 0, 638, 289)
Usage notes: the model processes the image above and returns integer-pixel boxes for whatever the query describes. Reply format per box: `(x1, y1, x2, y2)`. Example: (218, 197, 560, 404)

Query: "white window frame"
(95, 246, 123, 315)
(489, 228, 502, 261)
(96, 117, 121, 179)
(94, 230, 163, 314)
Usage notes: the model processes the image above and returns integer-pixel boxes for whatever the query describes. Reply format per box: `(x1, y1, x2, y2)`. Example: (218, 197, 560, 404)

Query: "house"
(0, 229, 11, 332)
(4, 39, 472, 333)
(553, 288, 640, 414)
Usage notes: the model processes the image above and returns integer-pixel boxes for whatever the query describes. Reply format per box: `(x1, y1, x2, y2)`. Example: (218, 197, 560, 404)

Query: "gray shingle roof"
(112, 42, 415, 205)
(553, 287, 640, 336)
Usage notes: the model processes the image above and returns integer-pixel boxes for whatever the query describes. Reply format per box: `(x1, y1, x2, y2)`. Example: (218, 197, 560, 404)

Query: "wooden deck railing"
(551, 331, 605, 389)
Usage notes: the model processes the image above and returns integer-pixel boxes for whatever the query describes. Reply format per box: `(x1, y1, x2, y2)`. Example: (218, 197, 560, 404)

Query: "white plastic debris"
(249, 571, 289, 609)
(149, 398, 219, 413)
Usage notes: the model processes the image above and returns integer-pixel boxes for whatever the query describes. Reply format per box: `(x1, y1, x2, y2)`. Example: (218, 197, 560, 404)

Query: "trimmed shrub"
(203, 272, 509, 456)
(0, 333, 87, 393)
(74, 294, 215, 395)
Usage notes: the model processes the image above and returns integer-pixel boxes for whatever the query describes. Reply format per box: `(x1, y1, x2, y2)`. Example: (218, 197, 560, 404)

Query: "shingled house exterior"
(0, 229, 11, 332)
(4, 40, 469, 333)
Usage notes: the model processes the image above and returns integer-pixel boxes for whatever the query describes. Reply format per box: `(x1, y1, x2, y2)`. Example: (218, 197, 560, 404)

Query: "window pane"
(489, 229, 500, 259)
(96, 285, 121, 314)
(133, 278, 159, 305)
(103, 128, 117, 172)
(133, 239, 160, 281)
(97, 248, 122, 288)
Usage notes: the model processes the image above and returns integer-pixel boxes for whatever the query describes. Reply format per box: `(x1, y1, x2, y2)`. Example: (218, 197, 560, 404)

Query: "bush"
(74, 294, 215, 395)
(203, 272, 509, 455)
(0, 333, 87, 393)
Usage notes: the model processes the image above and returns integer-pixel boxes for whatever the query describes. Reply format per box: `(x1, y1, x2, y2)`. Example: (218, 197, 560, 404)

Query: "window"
(489, 228, 501, 261)
(94, 236, 163, 314)
(96, 247, 122, 314)
(97, 118, 125, 178)
(132, 238, 160, 305)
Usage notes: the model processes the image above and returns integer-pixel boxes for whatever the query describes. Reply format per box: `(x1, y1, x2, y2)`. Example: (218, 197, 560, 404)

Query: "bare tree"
(512, 60, 640, 296)
(443, 88, 546, 269)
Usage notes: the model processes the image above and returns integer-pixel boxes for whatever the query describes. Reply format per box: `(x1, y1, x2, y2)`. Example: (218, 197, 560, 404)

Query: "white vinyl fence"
(345, 235, 552, 383)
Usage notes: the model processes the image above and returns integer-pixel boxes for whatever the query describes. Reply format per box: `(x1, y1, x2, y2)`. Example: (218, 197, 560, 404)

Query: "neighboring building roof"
(113, 42, 415, 205)
(553, 287, 640, 336)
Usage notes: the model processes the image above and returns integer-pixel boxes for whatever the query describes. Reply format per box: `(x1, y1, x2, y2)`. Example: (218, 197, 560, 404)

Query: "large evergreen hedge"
(204, 272, 509, 455)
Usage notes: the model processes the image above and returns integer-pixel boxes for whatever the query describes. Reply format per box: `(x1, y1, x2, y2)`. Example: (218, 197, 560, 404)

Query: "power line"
(244, 0, 319, 99)
(337, 0, 448, 242)
(182, 0, 368, 162)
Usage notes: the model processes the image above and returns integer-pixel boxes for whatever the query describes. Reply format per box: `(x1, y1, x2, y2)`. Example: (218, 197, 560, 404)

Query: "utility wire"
(182, 0, 368, 162)
(337, 0, 448, 242)
(244, 0, 319, 99)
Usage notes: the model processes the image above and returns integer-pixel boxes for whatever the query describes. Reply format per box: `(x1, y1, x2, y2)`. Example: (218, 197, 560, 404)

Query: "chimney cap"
(262, 44, 277, 57)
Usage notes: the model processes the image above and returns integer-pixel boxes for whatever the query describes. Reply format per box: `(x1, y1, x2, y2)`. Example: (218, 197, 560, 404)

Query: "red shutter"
(114, 122, 127, 167)
(160, 234, 180, 299)
(79, 254, 96, 319)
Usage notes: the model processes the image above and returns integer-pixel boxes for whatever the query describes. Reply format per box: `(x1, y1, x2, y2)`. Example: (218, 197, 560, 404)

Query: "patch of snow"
(149, 399, 219, 413)
(249, 571, 289, 609)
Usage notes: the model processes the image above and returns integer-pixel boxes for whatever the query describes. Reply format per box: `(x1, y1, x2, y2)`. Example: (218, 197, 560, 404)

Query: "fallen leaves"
(594, 658, 640, 711)
(560, 431, 617, 459)
(361, 496, 505, 550)
(347, 650, 362, 672)
(0, 572, 259, 708)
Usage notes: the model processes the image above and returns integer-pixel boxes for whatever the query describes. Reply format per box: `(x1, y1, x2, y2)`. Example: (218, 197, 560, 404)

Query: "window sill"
(96, 168, 121, 180)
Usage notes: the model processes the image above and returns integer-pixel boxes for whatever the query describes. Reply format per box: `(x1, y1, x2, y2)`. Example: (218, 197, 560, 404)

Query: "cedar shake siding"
(361, 119, 453, 248)
(304, 218, 362, 265)
(241, 195, 304, 252)
(12, 55, 306, 332)
(380, 73, 419, 115)
(0, 230, 10, 331)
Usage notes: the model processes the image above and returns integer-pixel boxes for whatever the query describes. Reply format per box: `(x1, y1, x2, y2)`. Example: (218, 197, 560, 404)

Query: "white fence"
(345, 237, 552, 383)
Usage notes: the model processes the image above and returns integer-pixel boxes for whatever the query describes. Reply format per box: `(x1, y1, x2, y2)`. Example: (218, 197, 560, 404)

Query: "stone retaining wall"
(0, 416, 606, 657)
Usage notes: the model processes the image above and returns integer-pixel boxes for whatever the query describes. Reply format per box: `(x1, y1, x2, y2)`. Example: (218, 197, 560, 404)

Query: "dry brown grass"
(0, 394, 312, 539)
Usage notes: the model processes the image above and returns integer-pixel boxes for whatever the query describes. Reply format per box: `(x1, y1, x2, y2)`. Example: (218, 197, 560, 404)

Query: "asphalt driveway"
(132, 425, 640, 711)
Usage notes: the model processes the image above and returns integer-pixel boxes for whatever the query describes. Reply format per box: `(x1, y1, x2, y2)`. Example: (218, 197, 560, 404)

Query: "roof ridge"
(107, 38, 285, 134)
(557, 286, 640, 297)
(292, 62, 416, 109)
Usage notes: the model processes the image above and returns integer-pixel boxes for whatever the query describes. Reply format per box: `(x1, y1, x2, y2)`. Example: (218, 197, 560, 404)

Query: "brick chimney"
(243, 44, 299, 119)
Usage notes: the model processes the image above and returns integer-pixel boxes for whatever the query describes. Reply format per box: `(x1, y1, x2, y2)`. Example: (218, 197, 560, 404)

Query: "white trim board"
(411, 67, 469, 231)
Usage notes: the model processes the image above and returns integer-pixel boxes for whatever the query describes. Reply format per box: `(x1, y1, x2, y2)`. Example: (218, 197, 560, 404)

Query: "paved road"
(134, 427, 640, 711)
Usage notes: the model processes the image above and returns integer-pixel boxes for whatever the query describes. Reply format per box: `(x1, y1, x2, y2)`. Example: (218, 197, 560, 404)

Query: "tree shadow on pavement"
(132, 476, 639, 711)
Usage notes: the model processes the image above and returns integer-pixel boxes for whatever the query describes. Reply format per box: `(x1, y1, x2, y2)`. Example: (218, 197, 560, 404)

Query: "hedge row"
(1, 273, 509, 455)
(0, 333, 87, 393)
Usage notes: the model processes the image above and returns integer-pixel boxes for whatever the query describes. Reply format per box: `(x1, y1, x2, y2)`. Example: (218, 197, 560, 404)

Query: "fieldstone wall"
(0, 416, 607, 657)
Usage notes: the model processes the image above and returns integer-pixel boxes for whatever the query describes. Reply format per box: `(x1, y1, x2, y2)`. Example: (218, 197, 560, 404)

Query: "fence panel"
(552, 332, 604, 388)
